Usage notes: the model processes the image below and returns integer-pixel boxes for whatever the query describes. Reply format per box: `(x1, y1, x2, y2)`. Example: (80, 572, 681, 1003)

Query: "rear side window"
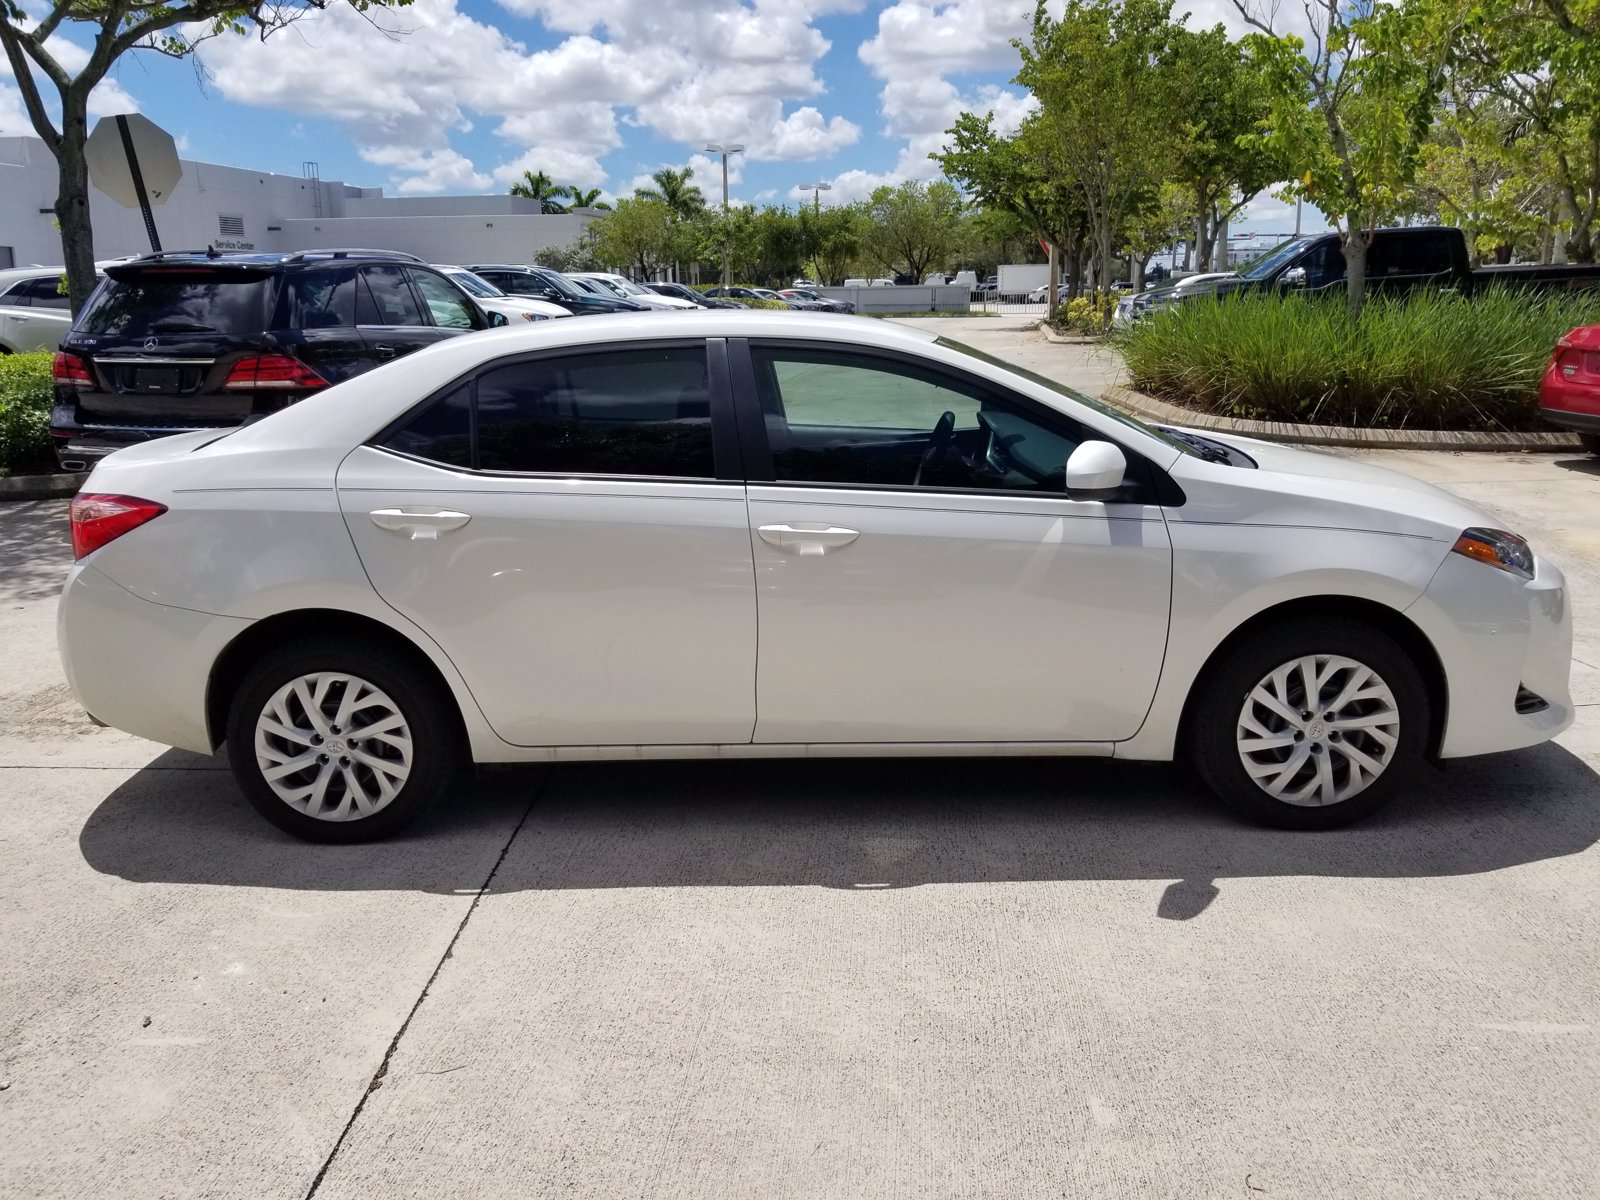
(6, 276, 69, 308)
(77, 269, 274, 335)
(280, 268, 358, 329)
(1371, 234, 1454, 278)
(356, 265, 425, 326)
(380, 346, 714, 478)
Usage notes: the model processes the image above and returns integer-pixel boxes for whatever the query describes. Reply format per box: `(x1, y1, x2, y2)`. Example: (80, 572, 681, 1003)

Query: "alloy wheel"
(1235, 654, 1400, 807)
(253, 671, 413, 821)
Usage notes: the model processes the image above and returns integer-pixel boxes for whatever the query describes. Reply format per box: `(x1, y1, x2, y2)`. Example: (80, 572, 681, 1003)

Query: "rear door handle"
(370, 508, 471, 540)
(757, 524, 860, 556)
(373, 344, 397, 360)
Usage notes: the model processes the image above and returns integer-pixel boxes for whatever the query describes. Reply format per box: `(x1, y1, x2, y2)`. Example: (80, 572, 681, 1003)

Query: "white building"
(0, 136, 598, 268)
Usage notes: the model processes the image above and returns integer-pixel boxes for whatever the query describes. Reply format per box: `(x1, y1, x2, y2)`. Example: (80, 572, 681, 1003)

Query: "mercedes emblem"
(143, 336, 159, 351)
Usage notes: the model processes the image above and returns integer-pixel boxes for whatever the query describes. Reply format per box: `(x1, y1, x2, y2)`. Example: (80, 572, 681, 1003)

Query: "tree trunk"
(55, 93, 97, 316)
(1131, 254, 1147, 291)
(1046, 241, 1060, 323)
(1342, 224, 1368, 320)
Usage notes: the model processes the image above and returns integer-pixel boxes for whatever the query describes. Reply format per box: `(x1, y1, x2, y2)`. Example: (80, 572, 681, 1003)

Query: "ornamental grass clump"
(1114, 288, 1600, 430)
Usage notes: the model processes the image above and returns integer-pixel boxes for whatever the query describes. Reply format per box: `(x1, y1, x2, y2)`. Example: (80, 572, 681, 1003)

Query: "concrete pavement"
(2, 326, 1598, 1198)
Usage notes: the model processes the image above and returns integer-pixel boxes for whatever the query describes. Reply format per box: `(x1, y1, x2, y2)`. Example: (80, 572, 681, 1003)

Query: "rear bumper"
(1540, 407, 1600, 436)
(1405, 552, 1574, 758)
(51, 409, 220, 469)
(57, 562, 251, 754)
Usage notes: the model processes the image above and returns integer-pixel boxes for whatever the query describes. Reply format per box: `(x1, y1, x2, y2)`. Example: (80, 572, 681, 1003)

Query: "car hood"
(1166, 428, 1498, 541)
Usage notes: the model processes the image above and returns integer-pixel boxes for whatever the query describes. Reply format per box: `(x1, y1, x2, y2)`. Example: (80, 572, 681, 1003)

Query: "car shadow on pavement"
(80, 740, 1600, 917)
(0, 499, 71, 603)
(1552, 454, 1600, 478)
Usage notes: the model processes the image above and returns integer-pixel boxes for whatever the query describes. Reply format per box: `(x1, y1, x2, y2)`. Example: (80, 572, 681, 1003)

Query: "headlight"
(1451, 527, 1535, 579)
(520, 312, 549, 322)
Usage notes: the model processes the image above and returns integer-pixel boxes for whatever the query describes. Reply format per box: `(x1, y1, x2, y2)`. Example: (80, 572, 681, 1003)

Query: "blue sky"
(2, 0, 1302, 231)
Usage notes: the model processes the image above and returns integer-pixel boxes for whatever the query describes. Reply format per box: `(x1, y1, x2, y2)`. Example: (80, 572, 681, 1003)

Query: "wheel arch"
(205, 608, 471, 752)
(1175, 594, 1448, 760)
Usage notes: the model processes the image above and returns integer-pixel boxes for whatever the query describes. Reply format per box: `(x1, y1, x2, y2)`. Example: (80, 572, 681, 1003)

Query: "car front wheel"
(226, 638, 462, 842)
(1189, 618, 1429, 829)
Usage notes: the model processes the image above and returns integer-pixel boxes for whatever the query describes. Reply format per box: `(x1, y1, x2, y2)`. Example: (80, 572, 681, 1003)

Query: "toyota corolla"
(57, 313, 1573, 841)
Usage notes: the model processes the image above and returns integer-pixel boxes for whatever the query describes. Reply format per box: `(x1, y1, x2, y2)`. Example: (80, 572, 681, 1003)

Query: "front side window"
(21, 276, 70, 308)
(357, 265, 425, 326)
(382, 346, 714, 478)
(411, 270, 478, 329)
(751, 345, 1084, 492)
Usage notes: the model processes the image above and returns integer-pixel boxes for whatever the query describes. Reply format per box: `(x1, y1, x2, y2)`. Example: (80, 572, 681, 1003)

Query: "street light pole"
(798, 180, 832, 213)
(705, 142, 744, 286)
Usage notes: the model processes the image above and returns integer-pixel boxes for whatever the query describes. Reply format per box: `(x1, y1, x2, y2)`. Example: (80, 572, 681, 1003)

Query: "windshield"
(444, 270, 504, 299)
(1238, 237, 1315, 281)
(935, 336, 1195, 458)
(608, 277, 652, 296)
(535, 271, 590, 299)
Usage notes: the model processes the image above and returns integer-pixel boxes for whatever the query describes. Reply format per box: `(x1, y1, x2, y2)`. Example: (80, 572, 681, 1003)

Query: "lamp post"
(705, 142, 745, 286)
(798, 180, 832, 213)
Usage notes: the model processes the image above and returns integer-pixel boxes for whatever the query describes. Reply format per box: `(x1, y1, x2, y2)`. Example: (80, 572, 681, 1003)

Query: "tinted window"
(476, 347, 713, 476)
(492, 272, 556, 299)
(411, 270, 478, 329)
(77, 269, 274, 335)
(383, 384, 472, 467)
(11, 276, 69, 308)
(281, 268, 358, 329)
(1300, 240, 1346, 289)
(356, 265, 425, 326)
(752, 346, 1082, 492)
(1371, 233, 1453, 278)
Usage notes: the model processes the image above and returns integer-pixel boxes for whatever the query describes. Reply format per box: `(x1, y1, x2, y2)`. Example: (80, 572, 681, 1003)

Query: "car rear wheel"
(1579, 433, 1600, 456)
(226, 638, 462, 843)
(1188, 618, 1429, 830)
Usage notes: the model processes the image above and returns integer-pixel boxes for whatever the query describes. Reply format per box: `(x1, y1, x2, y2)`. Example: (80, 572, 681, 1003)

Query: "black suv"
(52, 249, 504, 470)
(466, 265, 644, 315)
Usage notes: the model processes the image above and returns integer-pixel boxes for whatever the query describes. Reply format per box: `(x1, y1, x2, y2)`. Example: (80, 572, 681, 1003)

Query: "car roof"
(107, 249, 429, 270)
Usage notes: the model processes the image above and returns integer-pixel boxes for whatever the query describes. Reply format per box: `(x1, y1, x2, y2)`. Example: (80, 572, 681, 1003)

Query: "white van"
(949, 270, 977, 289)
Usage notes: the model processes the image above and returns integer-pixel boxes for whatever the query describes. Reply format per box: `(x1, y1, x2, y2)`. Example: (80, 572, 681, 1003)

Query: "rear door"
(339, 338, 757, 746)
(354, 265, 447, 364)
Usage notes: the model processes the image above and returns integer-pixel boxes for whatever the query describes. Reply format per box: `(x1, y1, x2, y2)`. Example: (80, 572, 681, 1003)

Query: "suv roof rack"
(281, 248, 426, 264)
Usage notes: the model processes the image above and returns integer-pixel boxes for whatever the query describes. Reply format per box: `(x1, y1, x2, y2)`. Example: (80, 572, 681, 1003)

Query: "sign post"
(84, 114, 183, 254)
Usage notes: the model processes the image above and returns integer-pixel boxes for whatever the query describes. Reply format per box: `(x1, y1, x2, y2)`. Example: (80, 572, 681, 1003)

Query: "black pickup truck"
(1119, 226, 1600, 322)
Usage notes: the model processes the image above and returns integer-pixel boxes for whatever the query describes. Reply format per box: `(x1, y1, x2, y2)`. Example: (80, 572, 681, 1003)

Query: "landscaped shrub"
(0, 352, 55, 473)
(1114, 288, 1600, 430)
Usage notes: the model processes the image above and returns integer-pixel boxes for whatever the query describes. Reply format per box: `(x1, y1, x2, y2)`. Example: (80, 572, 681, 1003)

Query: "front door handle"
(370, 508, 471, 541)
(757, 523, 860, 556)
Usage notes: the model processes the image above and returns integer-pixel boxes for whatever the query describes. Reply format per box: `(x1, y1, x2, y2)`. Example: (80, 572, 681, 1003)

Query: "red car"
(1540, 324, 1600, 454)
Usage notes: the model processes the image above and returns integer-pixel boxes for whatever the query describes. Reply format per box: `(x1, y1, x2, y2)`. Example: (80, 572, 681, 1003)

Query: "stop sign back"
(85, 113, 182, 209)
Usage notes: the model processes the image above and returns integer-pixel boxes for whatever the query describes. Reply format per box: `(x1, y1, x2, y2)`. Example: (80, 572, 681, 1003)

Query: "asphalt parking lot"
(3, 339, 1598, 1197)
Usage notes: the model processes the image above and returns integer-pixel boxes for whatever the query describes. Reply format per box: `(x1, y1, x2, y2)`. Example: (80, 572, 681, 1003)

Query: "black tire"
(1579, 433, 1600, 457)
(226, 636, 463, 843)
(1187, 617, 1430, 830)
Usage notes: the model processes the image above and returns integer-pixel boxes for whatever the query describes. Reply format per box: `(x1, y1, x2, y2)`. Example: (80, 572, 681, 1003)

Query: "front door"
(734, 341, 1173, 745)
(338, 340, 757, 747)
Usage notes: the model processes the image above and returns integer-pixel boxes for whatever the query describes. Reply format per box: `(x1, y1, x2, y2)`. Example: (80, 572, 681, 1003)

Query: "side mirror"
(1065, 440, 1127, 495)
(488, 310, 509, 327)
(1280, 266, 1308, 289)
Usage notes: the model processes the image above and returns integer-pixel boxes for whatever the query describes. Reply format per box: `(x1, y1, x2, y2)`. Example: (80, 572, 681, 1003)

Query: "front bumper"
(1405, 551, 1574, 758)
(58, 563, 251, 754)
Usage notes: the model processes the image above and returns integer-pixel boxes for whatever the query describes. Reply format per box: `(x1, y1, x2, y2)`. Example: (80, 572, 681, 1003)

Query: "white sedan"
(58, 313, 1573, 841)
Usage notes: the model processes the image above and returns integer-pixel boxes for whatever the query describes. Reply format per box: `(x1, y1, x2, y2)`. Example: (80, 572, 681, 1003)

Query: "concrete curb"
(1039, 324, 1104, 345)
(1101, 384, 1585, 453)
(0, 472, 85, 501)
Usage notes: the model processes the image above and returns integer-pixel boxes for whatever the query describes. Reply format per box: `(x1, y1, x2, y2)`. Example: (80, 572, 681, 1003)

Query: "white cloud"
(362, 145, 492, 194)
(0, 36, 141, 136)
(192, 0, 863, 196)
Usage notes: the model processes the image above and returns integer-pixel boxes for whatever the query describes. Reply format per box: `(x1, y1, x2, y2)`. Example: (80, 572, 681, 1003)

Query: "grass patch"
(0, 352, 55, 473)
(1113, 288, 1600, 430)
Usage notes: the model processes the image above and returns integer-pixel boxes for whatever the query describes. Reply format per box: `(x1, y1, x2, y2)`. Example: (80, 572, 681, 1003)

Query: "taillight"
(222, 353, 329, 391)
(53, 351, 92, 388)
(69, 493, 167, 560)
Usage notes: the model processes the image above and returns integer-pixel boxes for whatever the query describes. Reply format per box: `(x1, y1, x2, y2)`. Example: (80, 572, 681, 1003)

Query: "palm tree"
(633, 167, 705, 219)
(562, 185, 611, 211)
(508, 170, 569, 214)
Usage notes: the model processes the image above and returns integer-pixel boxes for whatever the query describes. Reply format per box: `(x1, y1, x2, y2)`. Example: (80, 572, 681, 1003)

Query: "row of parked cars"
(0, 249, 857, 470)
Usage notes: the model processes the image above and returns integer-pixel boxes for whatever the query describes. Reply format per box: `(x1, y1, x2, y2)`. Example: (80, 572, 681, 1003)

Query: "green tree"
(633, 166, 705, 220)
(561, 185, 611, 211)
(1237, 0, 1464, 313)
(533, 235, 601, 273)
(800, 204, 866, 285)
(1016, 0, 1176, 293)
(589, 199, 673, 278)
(1122, 181, 1193, 287)
(863, 180, 965, 281)
(0, 0, 414, 313)
(509, 170, 569, 214)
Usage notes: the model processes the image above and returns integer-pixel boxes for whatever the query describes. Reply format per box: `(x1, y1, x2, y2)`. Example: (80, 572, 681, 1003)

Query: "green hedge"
(0, 352, 54, 474)
(1114, 289, 1600, 430)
